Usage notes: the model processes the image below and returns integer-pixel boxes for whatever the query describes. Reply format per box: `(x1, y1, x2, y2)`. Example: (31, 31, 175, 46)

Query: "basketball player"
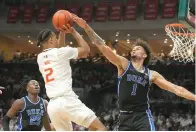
(2, 80, 52, 131)
(72, 15, 196, 131)
(36, 25, 107, 131)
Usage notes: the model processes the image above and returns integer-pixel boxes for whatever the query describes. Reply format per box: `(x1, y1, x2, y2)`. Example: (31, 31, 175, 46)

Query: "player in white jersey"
(36, 24, 107, 131)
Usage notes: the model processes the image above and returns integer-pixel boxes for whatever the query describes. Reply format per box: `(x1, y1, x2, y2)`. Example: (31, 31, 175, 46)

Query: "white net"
(165, 24, 195, 63)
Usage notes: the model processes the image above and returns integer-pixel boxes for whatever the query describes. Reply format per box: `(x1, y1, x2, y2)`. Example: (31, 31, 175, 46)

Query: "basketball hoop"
(165, 23, 195, 63)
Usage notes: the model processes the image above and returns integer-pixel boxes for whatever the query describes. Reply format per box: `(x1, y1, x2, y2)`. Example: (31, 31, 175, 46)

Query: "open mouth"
(34, 86, 40, 91)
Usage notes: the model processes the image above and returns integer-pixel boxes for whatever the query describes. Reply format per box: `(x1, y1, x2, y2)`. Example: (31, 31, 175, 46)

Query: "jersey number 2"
(131, 83, 137, 95)
(44, 68, 54, 83)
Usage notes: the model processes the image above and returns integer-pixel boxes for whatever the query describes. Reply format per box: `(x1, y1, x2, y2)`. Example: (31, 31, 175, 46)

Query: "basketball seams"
(61, 11, 70, 25)
(53, 10, 72, 30)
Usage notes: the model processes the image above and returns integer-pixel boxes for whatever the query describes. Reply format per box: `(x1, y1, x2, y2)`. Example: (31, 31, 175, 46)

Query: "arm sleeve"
(2, 116, 11, 131)
(57, 47, 78, 60)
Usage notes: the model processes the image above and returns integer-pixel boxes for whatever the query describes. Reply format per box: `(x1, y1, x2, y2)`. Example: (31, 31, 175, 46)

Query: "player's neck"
(27, 94, 39, 103)
(131, 60, 144, 72)
(42, 45, 55, 51)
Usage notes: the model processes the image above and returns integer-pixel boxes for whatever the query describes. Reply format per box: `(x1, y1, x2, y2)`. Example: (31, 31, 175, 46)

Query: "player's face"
(49, 32, 58, 47)
(131, 46, 147, 60)
(26, 80, 40, 95)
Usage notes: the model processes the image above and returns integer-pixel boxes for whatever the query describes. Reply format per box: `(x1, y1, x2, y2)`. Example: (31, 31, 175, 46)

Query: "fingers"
(59, 24, 73, 33)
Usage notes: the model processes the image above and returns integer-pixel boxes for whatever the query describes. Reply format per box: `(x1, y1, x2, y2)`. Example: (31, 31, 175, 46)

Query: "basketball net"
(165, 23, 195, 63)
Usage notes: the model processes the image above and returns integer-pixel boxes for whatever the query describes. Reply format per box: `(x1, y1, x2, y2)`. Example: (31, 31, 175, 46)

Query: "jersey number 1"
(131, 83, 137, 95)
(44, 68, 54, 83)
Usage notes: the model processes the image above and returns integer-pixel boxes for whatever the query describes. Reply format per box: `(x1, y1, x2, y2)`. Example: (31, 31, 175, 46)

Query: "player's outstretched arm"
(42, 100, 52, 131)
(2, 99, 24, 131)
(60, 24, 90, 58)
(151, 70, 196, 101)
(72, 14, 128, 71)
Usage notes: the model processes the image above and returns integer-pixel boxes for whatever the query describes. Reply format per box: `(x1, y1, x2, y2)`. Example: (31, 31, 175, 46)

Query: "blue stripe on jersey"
(147, 69, 150, 109)
(42, 98, 46, 111)
(146, 109, 155, 131)
(117, 78, 121, 96)
(118, 61, 131, 78)
(148, 69, 151, 82)
(17, 112, 23, 131)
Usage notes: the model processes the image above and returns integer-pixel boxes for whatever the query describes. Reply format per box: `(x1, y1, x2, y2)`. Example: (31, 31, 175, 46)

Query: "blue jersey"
(118, 61, 151, 111)
(17, 96, 46, 131)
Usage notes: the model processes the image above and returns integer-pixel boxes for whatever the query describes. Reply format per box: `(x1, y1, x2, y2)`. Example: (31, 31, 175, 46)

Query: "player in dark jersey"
(2, 80, 52, 131)
(73, 15, 196, 131)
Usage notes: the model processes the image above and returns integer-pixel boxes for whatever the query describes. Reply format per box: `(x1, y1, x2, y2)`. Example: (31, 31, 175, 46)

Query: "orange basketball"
(52, 10, 73, 31)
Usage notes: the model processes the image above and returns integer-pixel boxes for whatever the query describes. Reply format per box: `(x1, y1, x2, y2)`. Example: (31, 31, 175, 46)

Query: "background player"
(73, 15, 196, 131)
(36, 25, 107, 131)
(2, 80, 51, 131)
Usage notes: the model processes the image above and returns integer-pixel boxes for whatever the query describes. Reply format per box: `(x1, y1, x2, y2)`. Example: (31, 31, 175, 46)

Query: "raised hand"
(72, 14, 87, 28)
(59, 24, 74, 34)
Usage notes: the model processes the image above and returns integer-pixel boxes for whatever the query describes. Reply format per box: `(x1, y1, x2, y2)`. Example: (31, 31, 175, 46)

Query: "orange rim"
(165, 23, 196, 37)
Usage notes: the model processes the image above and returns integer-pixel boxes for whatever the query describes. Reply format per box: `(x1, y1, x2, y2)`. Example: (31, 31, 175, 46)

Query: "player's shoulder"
(12, 98, 25, 108)
(41, 98, 49, 106)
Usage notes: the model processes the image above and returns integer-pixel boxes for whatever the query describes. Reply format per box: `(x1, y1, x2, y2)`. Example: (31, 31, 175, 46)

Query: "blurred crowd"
(0, 49, 195, 65)
(0, 49, 195, 131)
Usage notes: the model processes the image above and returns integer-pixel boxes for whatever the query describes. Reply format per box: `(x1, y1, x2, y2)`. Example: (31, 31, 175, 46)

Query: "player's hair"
(135, 38, 151, 66)
(37, 29, 53, 46)
(19, 79, 31, 98)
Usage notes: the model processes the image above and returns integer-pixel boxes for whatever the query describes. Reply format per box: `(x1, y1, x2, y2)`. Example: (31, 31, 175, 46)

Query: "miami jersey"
(37, 47, 78, 98)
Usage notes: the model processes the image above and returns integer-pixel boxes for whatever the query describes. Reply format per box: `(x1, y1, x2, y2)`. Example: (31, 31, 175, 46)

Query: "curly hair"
(134, 38, 151, 66)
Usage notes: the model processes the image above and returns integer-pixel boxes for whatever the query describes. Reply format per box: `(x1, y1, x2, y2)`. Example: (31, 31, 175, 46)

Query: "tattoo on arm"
(85, 25, 105, 45)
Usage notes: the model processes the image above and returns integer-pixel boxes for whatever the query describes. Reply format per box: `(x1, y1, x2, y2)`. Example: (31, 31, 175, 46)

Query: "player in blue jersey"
(2, 79, 52, 131)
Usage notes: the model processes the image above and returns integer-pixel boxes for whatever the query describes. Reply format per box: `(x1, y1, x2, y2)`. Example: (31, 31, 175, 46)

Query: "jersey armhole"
(148, 69, 152, 83)
(42, 98, 46, 111)
(118, 61, 131, 78)
(18, 97, 26, 112)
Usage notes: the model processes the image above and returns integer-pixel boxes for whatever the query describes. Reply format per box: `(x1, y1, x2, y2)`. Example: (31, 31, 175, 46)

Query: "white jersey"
(37, 47, 78, 98)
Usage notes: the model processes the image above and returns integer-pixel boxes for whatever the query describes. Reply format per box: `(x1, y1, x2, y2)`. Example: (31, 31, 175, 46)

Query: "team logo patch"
(40, 103, 43, 109)
(144, 73, 148, 80)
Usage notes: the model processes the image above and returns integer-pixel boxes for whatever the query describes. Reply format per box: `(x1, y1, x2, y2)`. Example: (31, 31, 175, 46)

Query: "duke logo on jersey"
(26, 108, 44, 126)
(30, 115, 41, 126)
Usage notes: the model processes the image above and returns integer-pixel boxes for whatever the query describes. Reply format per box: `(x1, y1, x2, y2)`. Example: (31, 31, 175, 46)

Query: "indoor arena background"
(0, 0, 195, 131)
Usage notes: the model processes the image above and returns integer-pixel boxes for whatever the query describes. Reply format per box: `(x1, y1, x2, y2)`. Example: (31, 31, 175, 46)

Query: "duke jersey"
(17, 96, 46, 131)
(37, 47, 78, 98)
(118, 61, 151, 111)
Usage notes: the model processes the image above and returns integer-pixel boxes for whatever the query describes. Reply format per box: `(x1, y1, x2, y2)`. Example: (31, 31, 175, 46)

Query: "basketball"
(52, 10, 73, 31)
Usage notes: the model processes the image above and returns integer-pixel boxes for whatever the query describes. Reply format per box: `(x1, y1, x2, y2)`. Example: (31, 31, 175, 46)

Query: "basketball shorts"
(47, 95, 96, 131)
(117, 109, 155, 131)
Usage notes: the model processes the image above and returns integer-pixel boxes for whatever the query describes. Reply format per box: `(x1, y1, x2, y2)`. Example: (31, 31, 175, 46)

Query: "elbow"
(80, 49, 90, 58)
(84, 47, 90, 57)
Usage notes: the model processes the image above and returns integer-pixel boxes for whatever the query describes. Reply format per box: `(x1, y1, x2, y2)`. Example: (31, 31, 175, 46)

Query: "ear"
(48, 38, 53, 44)
(143, 53, 147, 59)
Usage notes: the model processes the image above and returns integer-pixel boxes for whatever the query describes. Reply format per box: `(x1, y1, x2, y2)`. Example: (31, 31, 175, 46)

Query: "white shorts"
(47, 96, 96, 131)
